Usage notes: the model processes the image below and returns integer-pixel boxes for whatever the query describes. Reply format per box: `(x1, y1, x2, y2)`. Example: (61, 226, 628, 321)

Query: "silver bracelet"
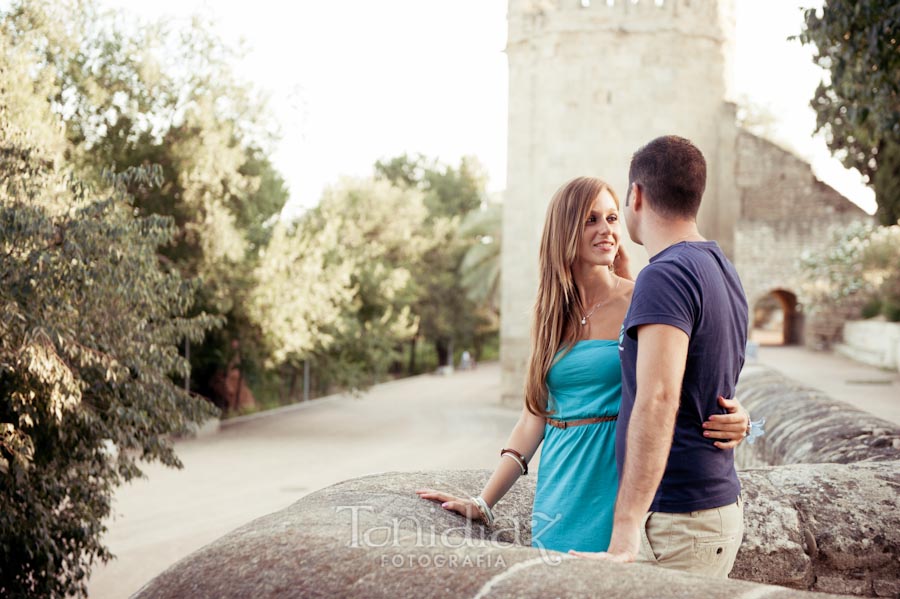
(470, 495, 495, 527)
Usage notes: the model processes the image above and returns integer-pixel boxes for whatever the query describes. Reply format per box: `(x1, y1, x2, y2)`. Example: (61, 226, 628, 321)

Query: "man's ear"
(631, 183, 643, 212)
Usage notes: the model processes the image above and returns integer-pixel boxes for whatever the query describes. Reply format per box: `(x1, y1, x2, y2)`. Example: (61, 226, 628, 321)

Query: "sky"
(99, 0, 876, 218)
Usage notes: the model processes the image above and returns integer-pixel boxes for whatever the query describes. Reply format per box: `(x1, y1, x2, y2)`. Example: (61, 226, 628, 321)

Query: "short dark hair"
(628, 135, 706, 219)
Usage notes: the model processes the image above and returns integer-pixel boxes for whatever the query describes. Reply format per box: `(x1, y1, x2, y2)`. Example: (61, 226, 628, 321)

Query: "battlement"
(508, 0, 733, 45)
(513, 0, 720, 13)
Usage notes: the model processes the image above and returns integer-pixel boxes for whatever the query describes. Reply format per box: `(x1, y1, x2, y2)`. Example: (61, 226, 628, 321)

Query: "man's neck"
(642, 220, 705, 258)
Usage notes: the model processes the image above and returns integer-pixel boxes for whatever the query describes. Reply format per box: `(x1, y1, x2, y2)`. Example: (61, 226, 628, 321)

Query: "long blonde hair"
(524, 176, 621, 417)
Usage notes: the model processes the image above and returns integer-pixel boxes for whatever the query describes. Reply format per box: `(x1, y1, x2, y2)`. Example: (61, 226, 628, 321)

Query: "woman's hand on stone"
(415, 488, 485, 522)
(702, 396, 751, 450)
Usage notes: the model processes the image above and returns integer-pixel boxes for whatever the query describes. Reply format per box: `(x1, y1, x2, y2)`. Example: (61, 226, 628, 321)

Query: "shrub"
(0, 120, 219, 598)
(799, 221, 900, 324)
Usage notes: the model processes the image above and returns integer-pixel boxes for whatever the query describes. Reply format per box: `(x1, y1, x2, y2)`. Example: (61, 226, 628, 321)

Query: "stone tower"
(501, 0, 742, 402)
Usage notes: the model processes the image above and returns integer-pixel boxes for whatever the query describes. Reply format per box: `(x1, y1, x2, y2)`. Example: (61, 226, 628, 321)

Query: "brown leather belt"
(545, 415, 617, 429)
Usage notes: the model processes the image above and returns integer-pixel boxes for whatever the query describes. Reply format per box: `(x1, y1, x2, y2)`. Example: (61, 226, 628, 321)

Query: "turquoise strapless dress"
(531, 340, 621, 553)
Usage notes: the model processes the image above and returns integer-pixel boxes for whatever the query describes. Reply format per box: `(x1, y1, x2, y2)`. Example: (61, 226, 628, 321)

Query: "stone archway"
(751, 289, 802, 346)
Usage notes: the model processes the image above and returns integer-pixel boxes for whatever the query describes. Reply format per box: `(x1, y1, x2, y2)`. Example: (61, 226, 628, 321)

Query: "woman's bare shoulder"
(619, 277, 635, 300)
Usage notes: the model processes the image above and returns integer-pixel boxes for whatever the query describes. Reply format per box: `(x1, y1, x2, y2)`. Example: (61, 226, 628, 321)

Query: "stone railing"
(734, 365, 900, 469)
(134, 365, 900, 599)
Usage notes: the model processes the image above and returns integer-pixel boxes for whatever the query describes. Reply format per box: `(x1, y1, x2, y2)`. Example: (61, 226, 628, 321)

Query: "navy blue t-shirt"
(616, 241, 748, 513)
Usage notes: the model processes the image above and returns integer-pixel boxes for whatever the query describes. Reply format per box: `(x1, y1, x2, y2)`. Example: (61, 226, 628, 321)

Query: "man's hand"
(567, 550, 635, 563)
(568, 526, 640, 563)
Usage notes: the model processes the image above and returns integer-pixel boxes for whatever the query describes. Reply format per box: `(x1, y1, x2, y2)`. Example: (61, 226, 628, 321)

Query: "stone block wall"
(134, 465, 897, 599)
(502, 0, 739, 402)
(734, 364, 900, 469)
(732, 131, 872, 348)
(500, 3, 871, 402)
(135, 365, 900, 598)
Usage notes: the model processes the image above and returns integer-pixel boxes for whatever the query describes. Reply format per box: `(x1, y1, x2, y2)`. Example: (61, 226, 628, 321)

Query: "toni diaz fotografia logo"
(335, 505, 566, 567)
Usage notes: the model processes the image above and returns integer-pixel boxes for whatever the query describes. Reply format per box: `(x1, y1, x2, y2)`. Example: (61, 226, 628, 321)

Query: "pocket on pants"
(640, 512, 669, 563)
(692, 535, 736, 566)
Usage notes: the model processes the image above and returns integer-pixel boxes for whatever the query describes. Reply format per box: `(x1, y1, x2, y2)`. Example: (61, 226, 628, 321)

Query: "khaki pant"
(637, 496, 744, 579)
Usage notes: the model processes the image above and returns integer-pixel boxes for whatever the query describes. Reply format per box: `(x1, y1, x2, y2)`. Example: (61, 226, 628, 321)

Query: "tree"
(251, 177, 434, 393)
(798, 1, 900, 224)
(248, 220, 355, 371)
(798, 221, 900, 352)
(458, 200, 502, 358)
(0, 0, 290, 408)
(0, 114, 219, 598)
(459, 201, 502, 314)
(375, 154, 488, 371)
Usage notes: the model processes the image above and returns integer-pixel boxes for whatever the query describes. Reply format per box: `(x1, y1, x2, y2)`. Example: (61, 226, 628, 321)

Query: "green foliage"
(799, 221, 900, 322)
(0, 117, 219, 598)
(799, 0, 900, 319)
(375, 154, 492, 368)
(0, 2, 501, 591)
(864, 225, 900, 321)
(0, 1, 286, 594)
(250, 158, 500, 387)
(249, 219, 354, 367)
(235, 148, 290, 252)
(375, 153, 484, 220)
(252, 178, 434, 390)
(459, 201, 502, 314)
(798, 0, 900, 225)
(872, 140, 900, 226)
(860, 297, 883, 319)
(799, 221, 872, 305)
(1, 0, 289, 409)
(457, 201, 502, 358)
(882, 299, 900, 322)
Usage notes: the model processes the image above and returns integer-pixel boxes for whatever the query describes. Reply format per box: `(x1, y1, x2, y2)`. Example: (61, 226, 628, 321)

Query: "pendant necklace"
(580, 275, 620, 326)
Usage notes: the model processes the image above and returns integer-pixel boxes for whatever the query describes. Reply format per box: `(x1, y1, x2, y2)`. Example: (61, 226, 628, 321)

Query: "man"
(571, 135, 749, 577)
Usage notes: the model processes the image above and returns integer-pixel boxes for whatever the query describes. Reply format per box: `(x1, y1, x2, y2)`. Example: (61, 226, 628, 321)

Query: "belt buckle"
(559, 420, 568, 429)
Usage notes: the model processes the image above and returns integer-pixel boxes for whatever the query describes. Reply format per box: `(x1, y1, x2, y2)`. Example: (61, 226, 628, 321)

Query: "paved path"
(88, 364, 519, 598)
(88, 348, 900, 597)
(755, 346, 900, 425)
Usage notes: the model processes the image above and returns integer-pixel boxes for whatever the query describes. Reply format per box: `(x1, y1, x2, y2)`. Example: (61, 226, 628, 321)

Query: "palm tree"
(458, 200, 501, 334)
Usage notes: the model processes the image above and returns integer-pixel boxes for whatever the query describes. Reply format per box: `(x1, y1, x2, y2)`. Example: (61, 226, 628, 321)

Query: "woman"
(416, 177, 749, 553)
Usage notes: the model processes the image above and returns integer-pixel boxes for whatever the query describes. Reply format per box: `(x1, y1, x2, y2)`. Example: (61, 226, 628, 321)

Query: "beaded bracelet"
(500, 447, 528, 475)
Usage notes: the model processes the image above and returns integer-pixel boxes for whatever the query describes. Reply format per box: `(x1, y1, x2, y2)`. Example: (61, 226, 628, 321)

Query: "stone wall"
(500, 0, 870, 403)
(734, 364, 900, 469)
(500, 37, 872, 404)
(133, 466, 895, 599)
(135, 365, 900, 598)
(501, 0, 739, 403)
(732, 132, 872, 349)
(733, 364, 900, 596)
